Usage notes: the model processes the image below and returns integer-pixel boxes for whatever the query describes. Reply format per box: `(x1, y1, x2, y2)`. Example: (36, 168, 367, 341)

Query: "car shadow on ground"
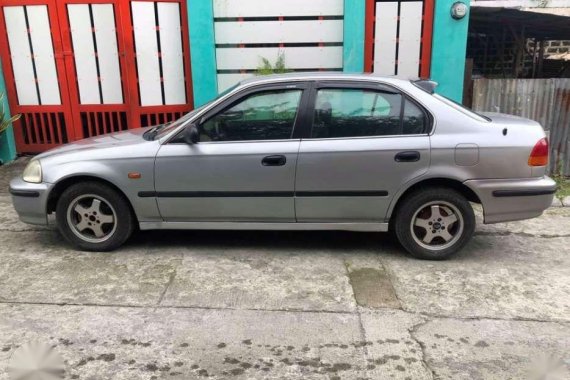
(36, 226, 412, 259)
(35, 224, 487, 261)
(131, 228, 401, 253)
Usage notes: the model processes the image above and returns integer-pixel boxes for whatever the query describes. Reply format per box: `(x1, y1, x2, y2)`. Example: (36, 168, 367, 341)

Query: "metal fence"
(472, 78, 570, 176)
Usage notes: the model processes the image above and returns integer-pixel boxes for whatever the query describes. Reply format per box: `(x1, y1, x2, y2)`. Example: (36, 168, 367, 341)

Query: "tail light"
(528, 138, 549, 167)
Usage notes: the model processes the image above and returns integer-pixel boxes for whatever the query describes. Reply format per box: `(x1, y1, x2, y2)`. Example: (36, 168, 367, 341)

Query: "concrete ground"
(0, 158, 569, 380)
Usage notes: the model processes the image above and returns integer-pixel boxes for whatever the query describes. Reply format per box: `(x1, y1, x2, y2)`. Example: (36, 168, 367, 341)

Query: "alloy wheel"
(66, 194, 117, 243)
(410, 200, 464, 251)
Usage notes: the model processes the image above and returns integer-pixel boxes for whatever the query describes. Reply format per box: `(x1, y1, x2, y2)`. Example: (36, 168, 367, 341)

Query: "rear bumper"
(464, 176, 557, 224)
(9, 178, 52, 225)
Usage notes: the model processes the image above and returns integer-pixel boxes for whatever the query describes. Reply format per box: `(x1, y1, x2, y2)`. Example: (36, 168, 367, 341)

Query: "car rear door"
(154, 82, 311, 222)
(294, 81, 431, 222)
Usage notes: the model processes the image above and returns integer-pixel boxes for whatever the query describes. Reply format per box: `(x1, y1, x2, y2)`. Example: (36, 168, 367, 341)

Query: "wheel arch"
(47, 175, 138, 222)
(387, 177, 482, 222)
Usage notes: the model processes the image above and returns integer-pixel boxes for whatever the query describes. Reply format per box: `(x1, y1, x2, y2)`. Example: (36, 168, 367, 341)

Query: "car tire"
(394, 187, 475, 260)
(55, 182, 135, 251)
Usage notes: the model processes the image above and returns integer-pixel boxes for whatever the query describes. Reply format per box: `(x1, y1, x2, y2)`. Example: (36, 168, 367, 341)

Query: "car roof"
(237, 72, 419, 87)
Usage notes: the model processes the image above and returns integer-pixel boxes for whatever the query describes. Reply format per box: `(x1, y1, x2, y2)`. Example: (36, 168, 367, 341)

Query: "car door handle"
(262, 155, 287, 166)
(395, 151, 421, 162)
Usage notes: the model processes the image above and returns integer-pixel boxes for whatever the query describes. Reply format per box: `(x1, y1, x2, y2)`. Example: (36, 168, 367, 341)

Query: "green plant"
(552, 159, 570, 200)
(0, 92, 20, 135)
(255, 52, 291, 75)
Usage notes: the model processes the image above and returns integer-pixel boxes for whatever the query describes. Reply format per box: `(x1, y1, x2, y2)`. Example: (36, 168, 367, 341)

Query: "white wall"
(213, 0, 344, 92)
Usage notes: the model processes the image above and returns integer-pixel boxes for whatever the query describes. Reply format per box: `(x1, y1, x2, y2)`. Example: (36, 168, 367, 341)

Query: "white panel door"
(92, 4, 123, 104)
(68, 4, 100, 104)
(132, 1, 186, 106)
(4, 5, 61, 106)
(398, 1, 423, 77)
(68, 3, 123, 105)
(373, 2, 398, 75)
(3, 6, 38, 105)
(132, 1, 162, 106)
(157, 2, 185, 105)
(26, 5, 60, 105)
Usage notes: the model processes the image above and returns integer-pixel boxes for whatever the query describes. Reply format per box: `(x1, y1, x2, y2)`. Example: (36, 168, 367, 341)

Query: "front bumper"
(464, 176, 557, 224)
(9, 177, 53, 225)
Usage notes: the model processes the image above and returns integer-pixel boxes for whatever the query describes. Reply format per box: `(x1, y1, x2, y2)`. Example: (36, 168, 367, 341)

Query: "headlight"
(22, 160, 42, 183)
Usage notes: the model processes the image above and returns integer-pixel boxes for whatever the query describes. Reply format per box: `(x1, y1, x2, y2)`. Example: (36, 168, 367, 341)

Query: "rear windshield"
(412, 80, 491, 122)
(433, 94, 491, 122)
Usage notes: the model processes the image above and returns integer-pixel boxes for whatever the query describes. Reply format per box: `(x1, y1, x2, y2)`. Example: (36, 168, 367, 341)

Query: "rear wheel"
(394, 188, 475, 260)
(56, 182, 134, 251)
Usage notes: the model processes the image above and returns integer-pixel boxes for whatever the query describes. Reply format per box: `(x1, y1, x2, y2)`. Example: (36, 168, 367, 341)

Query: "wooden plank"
(373, 2, 398, 75)
(214, 20, 343, 44)
(132, 1, 162, 106)
(213, 0, 343, 18)
(217, 73, 254, 92)
(157, 2, 186, 105)
(3, 6, 38, 105)
(92, 4, 123, 104)
(398, 1, 422, 77)
(27, 5, 60, 105)
(68, 4, 100, 104)
(216, 46, 343, 70)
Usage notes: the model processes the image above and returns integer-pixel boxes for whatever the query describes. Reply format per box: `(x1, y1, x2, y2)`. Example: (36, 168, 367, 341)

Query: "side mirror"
(184, 124, 199, 144)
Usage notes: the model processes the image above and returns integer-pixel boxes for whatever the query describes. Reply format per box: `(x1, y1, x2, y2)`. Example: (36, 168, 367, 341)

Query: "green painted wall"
(188, 0, 218, 106)
(0, 60, 17, 164)
(430, 0, 471, 102)
(343, 0, 365, 73)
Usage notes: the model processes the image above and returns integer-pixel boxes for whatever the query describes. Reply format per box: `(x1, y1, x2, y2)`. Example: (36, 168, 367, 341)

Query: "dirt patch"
(348, 268, 400, 308)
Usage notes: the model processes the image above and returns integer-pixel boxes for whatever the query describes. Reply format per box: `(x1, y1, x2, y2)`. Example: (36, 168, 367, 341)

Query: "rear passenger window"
(403, 99, 426, 135)
(311, 88, 427, 138)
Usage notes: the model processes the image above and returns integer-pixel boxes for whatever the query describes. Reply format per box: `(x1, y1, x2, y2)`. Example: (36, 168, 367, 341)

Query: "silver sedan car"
(10, 73, 556, 259)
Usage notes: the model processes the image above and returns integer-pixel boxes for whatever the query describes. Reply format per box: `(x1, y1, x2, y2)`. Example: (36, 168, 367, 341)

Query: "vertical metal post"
(537, 40, 545, 78)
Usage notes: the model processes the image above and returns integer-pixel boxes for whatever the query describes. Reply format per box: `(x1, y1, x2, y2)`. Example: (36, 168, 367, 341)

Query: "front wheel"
(56, 182, 134, 251)
(394, 188, 475, 260)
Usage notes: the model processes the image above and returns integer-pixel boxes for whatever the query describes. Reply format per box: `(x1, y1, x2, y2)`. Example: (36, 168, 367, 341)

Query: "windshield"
(433, 94, 491, 122)
(151, 83, 241, 140)
(150, 106, 203, 140)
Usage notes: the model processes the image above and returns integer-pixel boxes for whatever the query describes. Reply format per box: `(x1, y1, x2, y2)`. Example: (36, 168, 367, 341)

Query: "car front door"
(154, 83, 309, 222)
(295, 82, 431, 222)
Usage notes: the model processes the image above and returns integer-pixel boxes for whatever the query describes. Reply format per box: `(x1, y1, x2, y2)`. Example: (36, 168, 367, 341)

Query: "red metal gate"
(0, 0, 193, 153)
(364, 0, 434, 78)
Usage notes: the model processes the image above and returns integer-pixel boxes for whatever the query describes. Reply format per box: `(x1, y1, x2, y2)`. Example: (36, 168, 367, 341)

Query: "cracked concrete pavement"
(0, 159, 569, 379)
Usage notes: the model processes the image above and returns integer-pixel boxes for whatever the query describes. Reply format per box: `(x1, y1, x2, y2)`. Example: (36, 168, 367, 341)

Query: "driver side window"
(199, 89, 302, 142)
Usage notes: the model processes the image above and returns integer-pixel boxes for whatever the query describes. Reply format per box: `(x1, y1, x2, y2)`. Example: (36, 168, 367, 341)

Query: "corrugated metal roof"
(470, 7, 570, 40)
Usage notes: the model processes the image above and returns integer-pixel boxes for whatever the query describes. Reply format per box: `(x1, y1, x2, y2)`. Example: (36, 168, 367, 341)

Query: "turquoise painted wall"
(0, 60, 17, 164)
(430, 0, 471, 102)
(343, 0, 365, 73)
(189, 0, 469, 103)
(188, 0, 218, 106)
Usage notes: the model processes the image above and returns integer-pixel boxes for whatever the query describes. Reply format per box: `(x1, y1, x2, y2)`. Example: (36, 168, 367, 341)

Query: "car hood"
(36, 127, 152, 160)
